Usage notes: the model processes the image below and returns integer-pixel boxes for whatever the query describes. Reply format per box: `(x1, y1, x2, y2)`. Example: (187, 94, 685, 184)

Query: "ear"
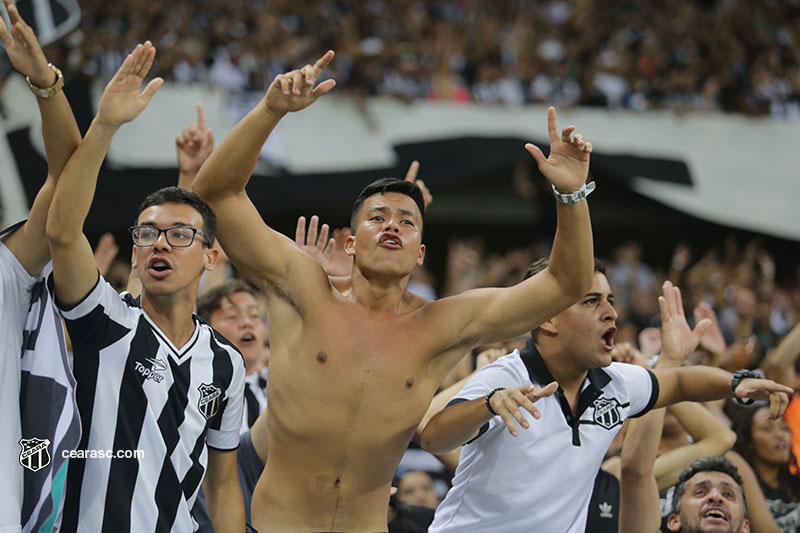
(131, 246, 138, 269)
(416, 243, 426, 266)
(741, 519, 751, 533)
(345, 233, 356, 256)
(666, 514, 682, 532)
(538, 318, 558, 336)
(204, 245, 220, 271)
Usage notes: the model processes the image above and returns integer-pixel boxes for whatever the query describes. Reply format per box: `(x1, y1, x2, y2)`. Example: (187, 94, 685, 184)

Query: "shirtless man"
(192, 51, 595, 532)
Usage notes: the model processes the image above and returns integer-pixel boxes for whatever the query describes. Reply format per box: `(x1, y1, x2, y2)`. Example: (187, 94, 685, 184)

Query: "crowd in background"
(14, 0, 800, 117)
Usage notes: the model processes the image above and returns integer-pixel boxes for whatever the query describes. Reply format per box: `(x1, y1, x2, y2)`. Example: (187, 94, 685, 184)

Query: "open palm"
(96, 41, 163, 127)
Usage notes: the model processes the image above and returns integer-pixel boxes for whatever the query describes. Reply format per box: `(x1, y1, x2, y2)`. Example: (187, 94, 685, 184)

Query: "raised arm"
(0, 0, 81, 275)
(762, 320, 800, 387)
(176, 102, 214, 190)
(652, 282, 793, 415)
(192, 52, 336, 290)
(46, 42, 163, 306)
(431, 107, 594, 373)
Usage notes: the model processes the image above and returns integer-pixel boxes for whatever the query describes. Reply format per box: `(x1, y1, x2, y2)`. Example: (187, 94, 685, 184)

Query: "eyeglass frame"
(128, 224, 212, 248)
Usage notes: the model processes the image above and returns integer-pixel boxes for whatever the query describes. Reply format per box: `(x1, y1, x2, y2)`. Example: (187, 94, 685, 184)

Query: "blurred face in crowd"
(541, 272, 618, 369)
(347, 192, 425, 279)
(396, 471, 438, 509)
(667, 471, 750, 533)
(133, 202, 217, 298)
(209, 291, 267, 373)
(749, 406, 792, 468)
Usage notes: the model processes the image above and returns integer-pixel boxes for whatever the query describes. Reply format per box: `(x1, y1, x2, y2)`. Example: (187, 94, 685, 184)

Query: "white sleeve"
(206, 349, 246, 450)
(611, 362, 660, 418)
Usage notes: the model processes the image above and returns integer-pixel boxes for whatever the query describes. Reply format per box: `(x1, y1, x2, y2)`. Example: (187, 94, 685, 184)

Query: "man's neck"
(539, 347, 589, 396)
(141, 292, 197, 349)
(349, 266, 413, 314)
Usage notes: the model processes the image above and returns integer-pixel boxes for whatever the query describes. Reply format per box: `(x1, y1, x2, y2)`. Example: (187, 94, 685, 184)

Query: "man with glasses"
(45, 42, 245, 532)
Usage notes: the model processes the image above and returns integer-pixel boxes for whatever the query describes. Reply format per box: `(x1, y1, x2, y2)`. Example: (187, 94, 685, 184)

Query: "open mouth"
(601, 327, 616, 351)
(239, 333, 256, 345)
(379, 234, 402, 249)
(147, 257, 173, 277)
(702, 508, 728, 523)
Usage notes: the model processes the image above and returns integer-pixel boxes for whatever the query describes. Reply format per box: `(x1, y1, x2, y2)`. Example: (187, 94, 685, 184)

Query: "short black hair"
(196, 278, 257, 320)
(671, 456, 747, 517)
(350, 178, 425, 234)
(136, 186, 217, 246)
(525, 257, 606, 339)
(523, 256, 606, 282)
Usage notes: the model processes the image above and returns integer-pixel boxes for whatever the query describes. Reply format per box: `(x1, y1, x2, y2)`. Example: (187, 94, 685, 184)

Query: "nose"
(153, 230, 172, 251)
(601, 300, 618, 321)
(384, 218, 400, 233)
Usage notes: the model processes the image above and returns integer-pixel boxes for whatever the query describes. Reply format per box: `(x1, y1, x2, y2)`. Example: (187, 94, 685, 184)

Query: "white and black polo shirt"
(58, 276, 245, 533)
(429, 338, 658, 533)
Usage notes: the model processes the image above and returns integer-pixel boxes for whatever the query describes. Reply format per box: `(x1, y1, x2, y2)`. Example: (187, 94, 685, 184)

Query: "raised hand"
(177, 102, 215, 177)
(488, 382, 558, 437)
(735, 378, 793, 420)
(693, 301, 726, 358)
(0, 0, 52, 86)
(263, 50, 336, 116)
(524, 106, 592, 194)
(96, 41, 164, 128)
(295, 215, 334, 269)
(403, 160, 433, 209)
(658, 280, 711, 365)
(611, 342, 648, 367)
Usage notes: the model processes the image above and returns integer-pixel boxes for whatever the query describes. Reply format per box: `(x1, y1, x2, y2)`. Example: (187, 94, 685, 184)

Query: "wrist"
(485, 388, 505, 417)
(259, 99, 287, 122)
(90, 117, 122, 134)
(731, 369, 760, 405)
(29, 66, 57, 88)
(552, 181, 596, 204)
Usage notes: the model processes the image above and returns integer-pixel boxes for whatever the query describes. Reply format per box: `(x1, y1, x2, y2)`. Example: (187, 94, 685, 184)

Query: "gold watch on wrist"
(26, 63, 64, 98)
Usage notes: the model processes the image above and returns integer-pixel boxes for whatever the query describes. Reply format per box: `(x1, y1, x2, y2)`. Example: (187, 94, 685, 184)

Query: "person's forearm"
(547, 200, 594, 299)
(763, 321, 800, 380)
(46, 119, 117, 244)
(658, 366, 734, 406)
(669, 401, 735, 443)
(419, 398, 493, 455)
(193, 101, 283, 200)
(206, 481, 246, 533)
(38, 90, 82, 180)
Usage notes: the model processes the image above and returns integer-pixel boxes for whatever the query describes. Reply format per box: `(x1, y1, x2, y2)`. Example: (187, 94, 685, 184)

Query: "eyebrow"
(584, 292, 614, 300)
(693, 480, 738, 491)
(366, 206, 419, 220)
(138, 221, 194, 228)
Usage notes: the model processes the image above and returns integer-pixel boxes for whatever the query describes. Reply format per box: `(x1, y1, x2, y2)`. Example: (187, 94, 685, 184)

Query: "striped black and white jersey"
(241, 369, 267, 433)
(58, 276, 245, 533)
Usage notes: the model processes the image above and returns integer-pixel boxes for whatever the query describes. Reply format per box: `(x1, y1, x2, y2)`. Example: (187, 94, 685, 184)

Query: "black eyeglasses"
(129, 225, 211, 248)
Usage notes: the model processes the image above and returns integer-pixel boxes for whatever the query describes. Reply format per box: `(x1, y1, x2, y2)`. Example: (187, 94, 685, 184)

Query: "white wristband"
(552, 181, 596, 204)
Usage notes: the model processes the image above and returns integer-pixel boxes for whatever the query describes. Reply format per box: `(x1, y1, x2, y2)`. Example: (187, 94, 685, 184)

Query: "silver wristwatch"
(551, 181, 596, 204)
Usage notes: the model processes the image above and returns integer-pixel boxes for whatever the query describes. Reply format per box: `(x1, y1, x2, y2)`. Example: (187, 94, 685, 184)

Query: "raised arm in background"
(177, 102, 214, 190)
(762, 321, 800, 388)
(619, 278, 711, 532)
(0, 0, 80, 274)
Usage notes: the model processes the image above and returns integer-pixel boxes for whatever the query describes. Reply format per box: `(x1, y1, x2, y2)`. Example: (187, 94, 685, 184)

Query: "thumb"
(524, 143, 547, 166)
(529, 382, 558, 400)
(141, 77, 164, 104)
(206, 128, 215, 149)
(311, 78, 336, 98)
(693, 318, 712, 341)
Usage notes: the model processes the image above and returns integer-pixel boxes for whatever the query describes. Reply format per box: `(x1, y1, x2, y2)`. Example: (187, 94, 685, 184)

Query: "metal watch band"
(552, 181, 596, 204)
(26, 63, 64, 99)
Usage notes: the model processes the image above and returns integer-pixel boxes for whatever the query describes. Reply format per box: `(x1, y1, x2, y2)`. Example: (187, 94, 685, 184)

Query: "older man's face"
(667, 471, 750, 533)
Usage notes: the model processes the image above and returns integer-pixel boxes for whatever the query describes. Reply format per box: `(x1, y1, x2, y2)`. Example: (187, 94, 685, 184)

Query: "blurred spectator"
(17, 0, 796, 118)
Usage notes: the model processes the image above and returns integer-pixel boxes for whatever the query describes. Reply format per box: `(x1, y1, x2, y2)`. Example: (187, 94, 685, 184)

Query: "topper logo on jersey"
(592, 397, 622, 430)
(19, 437, 51, 472)
(134, 358, 166, 382)
(198, 383, 223, 420)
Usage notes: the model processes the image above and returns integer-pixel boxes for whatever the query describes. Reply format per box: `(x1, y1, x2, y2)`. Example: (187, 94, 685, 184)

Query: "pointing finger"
(196, 102, 206, 132)
(313, 50, 335, 76)
(546, 106, 558, 144)
(404, 160, 420, 183)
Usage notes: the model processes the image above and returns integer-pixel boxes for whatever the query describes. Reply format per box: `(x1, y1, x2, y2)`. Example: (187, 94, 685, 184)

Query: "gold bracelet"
(25, 63, 64, 99)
